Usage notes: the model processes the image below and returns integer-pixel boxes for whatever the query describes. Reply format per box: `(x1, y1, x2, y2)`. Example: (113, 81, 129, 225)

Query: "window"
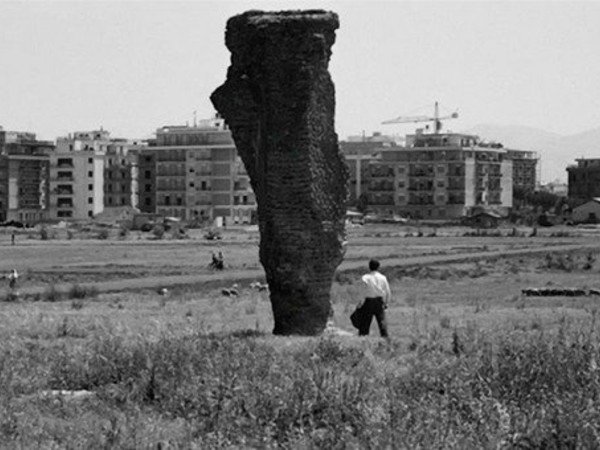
(145, 184, 152, 192)
(189, 182, 195, 188)
(88, 211, 93, 218)
(145, 170, 151, 179)
(145, 198, 151, 206)
(437, 180, 445, 188)
(88, 171, 93, 177)
(88, 197, 93, 204)
(88, 157, 93, 164)
(165, 196, 171, 206)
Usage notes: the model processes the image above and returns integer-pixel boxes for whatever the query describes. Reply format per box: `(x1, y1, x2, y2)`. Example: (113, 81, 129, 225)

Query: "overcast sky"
(1, 1, 599, 142)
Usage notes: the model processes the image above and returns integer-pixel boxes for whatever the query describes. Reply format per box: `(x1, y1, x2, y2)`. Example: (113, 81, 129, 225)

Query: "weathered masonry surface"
(211, 10, 349, 335)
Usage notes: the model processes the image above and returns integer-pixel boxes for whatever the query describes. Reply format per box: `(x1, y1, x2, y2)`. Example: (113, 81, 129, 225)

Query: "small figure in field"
(11, 231, 15, 246)
(8, 269, 19, 290)
(210, 251, 224, 270)
(354, 259, 390, 338)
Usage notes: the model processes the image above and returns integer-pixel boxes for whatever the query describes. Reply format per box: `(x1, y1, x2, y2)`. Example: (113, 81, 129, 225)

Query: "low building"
(0, 128, 54, 224)
(572, 198, 600, 224)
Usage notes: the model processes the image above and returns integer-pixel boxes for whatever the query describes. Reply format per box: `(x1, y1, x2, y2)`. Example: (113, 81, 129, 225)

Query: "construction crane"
(382, 102, 459, 134)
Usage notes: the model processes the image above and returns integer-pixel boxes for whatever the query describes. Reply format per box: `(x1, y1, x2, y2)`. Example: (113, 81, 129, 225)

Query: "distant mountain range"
(463, 124, 600, 183)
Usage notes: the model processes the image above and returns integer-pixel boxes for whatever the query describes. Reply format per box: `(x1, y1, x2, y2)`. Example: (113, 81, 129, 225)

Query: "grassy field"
(1, 224, 600, 447)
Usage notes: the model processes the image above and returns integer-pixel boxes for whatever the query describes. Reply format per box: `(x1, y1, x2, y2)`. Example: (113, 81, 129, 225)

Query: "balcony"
(56, 199, 74, 208)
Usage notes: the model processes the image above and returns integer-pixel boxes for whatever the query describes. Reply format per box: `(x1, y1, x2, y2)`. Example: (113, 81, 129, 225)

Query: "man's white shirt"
(361, 271, 391, 305)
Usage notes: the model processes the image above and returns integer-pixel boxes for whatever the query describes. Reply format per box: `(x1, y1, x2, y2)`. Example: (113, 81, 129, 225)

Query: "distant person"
(8, 269, 18, 290)
(355, 259, 391, 337)
(11, 231, 15, 246)
(211, 252, 224, 270)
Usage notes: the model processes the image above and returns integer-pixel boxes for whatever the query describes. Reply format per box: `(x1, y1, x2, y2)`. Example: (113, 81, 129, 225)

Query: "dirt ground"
(1, 223, 598, 290)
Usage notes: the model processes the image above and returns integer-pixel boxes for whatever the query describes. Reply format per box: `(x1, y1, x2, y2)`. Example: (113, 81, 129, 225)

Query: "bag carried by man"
(350, 302, 366, 329)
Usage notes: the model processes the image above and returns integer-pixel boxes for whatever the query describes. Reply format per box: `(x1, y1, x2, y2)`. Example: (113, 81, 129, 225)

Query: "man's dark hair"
(369, 259, 380, 271)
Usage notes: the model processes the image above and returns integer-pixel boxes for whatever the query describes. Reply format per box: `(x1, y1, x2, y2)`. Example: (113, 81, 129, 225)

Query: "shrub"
(68, 284, 98, 299)
(70, 298, 85, 310)
(42, 284, 62, 302)
(119, 227, 129, 239)
(96, 229, 110, 240)
(152, 225, 165, 240)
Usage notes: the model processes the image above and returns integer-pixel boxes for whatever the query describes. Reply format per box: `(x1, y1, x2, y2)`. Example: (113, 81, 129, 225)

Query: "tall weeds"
(1, 325, 599, 448)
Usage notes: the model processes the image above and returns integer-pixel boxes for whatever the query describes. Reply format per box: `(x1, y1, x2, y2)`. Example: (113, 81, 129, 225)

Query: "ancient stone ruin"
(211, 10, 349, 335)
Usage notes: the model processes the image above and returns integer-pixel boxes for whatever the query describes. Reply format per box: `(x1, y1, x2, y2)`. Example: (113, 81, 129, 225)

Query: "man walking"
(357, 259, 391, 337)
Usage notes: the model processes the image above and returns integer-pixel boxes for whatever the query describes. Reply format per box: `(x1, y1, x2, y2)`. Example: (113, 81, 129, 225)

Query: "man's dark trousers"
(358, 297, 389, 337)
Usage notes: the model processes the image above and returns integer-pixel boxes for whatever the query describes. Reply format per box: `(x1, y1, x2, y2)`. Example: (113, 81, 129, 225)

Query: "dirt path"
(5, 242, 600, 298)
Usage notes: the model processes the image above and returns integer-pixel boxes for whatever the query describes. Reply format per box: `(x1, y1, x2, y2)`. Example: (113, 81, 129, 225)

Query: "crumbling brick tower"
(211, 10, 349, 335)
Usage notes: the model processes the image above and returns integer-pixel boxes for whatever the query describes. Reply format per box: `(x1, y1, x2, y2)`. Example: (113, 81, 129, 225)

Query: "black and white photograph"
(2, 0, 600, 447)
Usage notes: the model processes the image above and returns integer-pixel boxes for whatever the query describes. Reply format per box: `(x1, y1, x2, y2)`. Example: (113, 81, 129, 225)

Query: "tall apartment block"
(139, 116, 256, 224)
(342, 131, 538, 220)
(0, 128, 54, 224)
(567, 158, 600, 201)
(49, 129, 143, 220)
(340, 133, 397, 204)
(104, 140, 143, 209)
(365, 132, 515, 219)
(506, 149, 539, 192)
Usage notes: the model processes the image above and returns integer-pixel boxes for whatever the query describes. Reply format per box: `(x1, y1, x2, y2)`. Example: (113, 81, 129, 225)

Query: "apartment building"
(506, 149, 539, 192)
(567, 158, 600, 201)
(139, 116, 256, 224)
(104, 140, 144, 209)
(366, 132, 514, 220)
(0, 128, 54, 224)
(49, 129, 143, 221)
(340, 135, 397, 204)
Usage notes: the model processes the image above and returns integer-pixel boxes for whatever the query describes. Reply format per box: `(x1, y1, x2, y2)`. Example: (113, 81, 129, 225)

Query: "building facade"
(567, 158, 600, 202)
(365, 132, 515, 220)
(140, 117, 256, 224)
(49, 129, 142, 221)
(104, 140, 143, 209)
(506, 149, 539, 192)
(0, 128, 54, 224)
(340, 135, 397, 205)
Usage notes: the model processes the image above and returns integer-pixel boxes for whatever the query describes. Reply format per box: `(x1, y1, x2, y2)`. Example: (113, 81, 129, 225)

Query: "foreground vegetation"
(2, 226, 600, 448)
(1, 317, 599, 448)
(2, 259, 600, 448)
